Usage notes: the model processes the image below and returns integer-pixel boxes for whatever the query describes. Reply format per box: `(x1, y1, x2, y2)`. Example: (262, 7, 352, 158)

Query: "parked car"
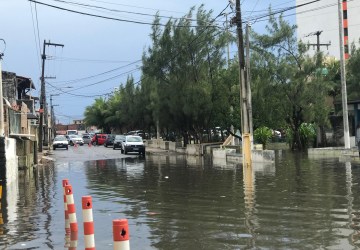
(104, 134, 115, 147)
(126, 130, 147, 139)
(121, 135, 145, 155)
(82, 134, 92, 144)
(68, 135, 84, 146)
(53, 136, 68, 150)
(91, 133, 107, 146)
(113, 135, 125, 150)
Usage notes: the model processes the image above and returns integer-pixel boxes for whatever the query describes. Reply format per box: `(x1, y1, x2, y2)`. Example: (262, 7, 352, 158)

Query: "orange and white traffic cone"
(65, 185, 78, 233)
(113, 219, 130, 250)
(62, 179, 71, 236)
(82, 196, 96, 250)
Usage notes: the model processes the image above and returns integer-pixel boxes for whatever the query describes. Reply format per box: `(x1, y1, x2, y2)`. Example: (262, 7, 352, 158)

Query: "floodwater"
(1, 150, 360, 249)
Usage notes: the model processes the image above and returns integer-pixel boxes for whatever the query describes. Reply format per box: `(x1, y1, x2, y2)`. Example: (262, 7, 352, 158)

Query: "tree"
(251, 13, 331, 150)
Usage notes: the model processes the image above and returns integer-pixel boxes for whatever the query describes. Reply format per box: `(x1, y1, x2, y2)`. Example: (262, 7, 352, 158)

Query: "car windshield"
(127, 136, 142, 142)
(54, 137, 66, 141)
(70, 135, 81, 139)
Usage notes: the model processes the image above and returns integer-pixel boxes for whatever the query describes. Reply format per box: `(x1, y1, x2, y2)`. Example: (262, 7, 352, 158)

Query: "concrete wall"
(0, 137, 18, 185)
(16, 139, 35, 169)
(186, 144, 202, 156)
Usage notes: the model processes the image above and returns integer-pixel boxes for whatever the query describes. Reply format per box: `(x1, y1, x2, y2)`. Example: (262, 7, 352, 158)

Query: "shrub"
(254, 126, 272, 149)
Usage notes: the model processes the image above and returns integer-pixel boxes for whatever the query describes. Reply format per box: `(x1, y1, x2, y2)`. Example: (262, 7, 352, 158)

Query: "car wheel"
(113, 146, 116, 150)
(124, 148, 128, 154)
(121, 148, 124, 154)
(92, 142, 96, 146)
(104, 143, 107, 147)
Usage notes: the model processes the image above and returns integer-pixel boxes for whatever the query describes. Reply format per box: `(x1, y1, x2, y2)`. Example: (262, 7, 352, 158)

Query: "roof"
(16, 75, 36, 90)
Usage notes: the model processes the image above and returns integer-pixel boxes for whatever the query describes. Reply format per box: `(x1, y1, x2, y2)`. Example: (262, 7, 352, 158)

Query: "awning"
(27, 113, 38, 119)
(9, 133, 37, 141)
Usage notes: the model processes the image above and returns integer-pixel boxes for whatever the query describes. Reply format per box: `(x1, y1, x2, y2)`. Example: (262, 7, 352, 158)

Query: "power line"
(48, 56, 135, 64)
(50, 59, 142, 85)
(27, 0, 219, 28)
(48, 0, 211, 23)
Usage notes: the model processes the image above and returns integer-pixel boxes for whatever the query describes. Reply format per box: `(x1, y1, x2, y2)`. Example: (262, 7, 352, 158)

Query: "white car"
(121, 135, 145, 155)
(53, 136, 68, 150)
(68, 135, 84, 146)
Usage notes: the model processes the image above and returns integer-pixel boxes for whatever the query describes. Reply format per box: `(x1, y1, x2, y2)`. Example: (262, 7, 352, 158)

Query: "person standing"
(356, 124, 360, 157)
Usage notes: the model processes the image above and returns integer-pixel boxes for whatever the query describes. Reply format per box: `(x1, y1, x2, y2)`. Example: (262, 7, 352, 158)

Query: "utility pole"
(0, 44, 4, 137)
(306, 31, 331, 52)
(235, 0, 252, 167)
(39, 40, 64, 152)
(50, 94, 59, 142)
(245, 23, 253, 149)
(338, 0, 350, 149)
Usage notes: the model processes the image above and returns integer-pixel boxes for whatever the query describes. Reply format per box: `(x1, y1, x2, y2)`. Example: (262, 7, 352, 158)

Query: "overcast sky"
(0, 0, 296, 124)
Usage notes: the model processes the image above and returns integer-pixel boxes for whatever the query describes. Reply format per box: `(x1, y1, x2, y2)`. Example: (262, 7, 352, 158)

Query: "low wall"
(186, 144, 202, 156)
(213, 148, 275, 165)
(159, 141, 169, 150)
(308, 147, 353, 157)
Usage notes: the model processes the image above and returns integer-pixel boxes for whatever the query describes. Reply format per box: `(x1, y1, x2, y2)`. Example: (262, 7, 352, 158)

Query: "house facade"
(0, 71, 39, 185)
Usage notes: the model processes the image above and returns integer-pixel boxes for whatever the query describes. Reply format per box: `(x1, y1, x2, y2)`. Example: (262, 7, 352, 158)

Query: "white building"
(296, 0, 360, 59)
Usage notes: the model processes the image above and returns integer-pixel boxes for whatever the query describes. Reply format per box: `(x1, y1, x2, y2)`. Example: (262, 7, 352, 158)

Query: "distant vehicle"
(113, 135, 126, 150)
(68, 135, 84, 146)
(91, 133, 107, 146)
(82, 134, 92, 144)
(121, 135, 145, 155)
(66, 130, 78, 135)
(126, 130, 148, 139)
(53, 135, 68, 150)
(104, 134, 115, 147)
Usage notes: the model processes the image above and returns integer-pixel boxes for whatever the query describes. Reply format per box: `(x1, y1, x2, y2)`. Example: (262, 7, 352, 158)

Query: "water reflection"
(1, 152, 360, 249)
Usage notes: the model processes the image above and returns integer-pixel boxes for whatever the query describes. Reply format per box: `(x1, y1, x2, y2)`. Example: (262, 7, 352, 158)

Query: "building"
(0, 71, 39, 185)
(296, 0, 360, 59)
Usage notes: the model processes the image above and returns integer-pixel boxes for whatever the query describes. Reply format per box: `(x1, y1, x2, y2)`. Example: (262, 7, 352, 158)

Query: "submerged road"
(48, 143, 140, 163)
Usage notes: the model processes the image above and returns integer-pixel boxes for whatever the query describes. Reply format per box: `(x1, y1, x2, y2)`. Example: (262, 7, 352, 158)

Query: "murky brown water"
(1, 150, 360, 249)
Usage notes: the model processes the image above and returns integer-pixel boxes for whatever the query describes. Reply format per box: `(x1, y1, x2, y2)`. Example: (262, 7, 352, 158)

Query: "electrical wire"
(48, 0, 210, 23)
(28, 0, 219, 28)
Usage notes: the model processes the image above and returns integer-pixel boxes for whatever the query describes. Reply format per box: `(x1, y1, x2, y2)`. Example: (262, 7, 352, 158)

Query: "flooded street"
(1, 146, 360, 249)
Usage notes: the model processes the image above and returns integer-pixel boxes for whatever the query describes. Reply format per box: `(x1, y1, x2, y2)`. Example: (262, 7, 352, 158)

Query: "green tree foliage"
(84, 98, 111, 133)
(251, 13, 331, 150)
(253, 126, 272, 149)
(347, 43, 360, 100)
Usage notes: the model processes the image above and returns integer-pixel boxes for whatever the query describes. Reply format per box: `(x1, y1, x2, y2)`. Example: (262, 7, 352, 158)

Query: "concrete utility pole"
(50, 94, 59, 141)
(337, 0, 350, 149)
(0, 48, 4, 137)
(235, 0, 252, 167)
(39, 40, 64, 152)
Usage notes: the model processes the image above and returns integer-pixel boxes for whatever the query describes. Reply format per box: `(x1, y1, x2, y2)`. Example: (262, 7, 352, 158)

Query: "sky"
(0, 0, 297, 124)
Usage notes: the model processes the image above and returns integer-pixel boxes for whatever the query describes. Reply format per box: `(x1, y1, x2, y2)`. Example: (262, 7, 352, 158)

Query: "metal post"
(338, 0, 350, 149)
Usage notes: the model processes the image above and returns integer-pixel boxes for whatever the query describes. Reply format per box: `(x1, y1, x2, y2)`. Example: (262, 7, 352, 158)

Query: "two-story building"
(0, 71, 38, 185)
